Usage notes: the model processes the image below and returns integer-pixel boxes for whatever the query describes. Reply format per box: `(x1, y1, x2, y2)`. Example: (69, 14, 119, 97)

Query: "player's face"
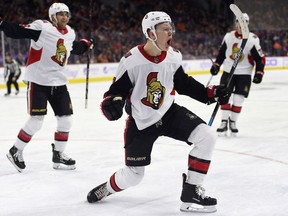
(56, 11, 70, 29)
(236, 21, 242, 34)
(155, 22, 173, 51)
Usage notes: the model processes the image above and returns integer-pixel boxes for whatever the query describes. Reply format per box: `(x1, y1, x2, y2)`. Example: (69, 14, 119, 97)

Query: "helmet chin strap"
(148, 34, 162, 52)
(51, 15, 58, 26)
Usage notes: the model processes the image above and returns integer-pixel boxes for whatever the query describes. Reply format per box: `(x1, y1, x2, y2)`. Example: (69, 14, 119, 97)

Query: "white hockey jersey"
(24, 20, 76, 86)
(219, 30, 265, 75)
(115, 45, 182, 130)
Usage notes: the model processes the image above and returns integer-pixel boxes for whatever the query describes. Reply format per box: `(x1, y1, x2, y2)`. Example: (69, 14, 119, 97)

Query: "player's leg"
(87, 166, 145, 203)
(216, 72, 233, 135)
(229, 75, 251, 135)
(7, 82, 47, 172)
(49, 85, 75, 170)
(5, 75, 12, 96)
(181, 124, 217, 212)
(87, 116, 158, 203)
(164, 104, 217, 212)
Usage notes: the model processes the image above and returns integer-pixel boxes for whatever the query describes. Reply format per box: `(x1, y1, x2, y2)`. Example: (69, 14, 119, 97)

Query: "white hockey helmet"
(48, 3, 70, 22)
(142, 11, 173, 39)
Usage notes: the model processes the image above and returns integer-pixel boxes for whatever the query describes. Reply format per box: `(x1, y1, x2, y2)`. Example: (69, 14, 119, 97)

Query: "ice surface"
(0, 70, 287, 216)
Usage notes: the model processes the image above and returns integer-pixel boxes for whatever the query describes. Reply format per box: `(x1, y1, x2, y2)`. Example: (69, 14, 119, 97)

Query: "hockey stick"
(85, 0, 93, 109)
(208, 4, 249, 126)
(206, 57, 215, 87)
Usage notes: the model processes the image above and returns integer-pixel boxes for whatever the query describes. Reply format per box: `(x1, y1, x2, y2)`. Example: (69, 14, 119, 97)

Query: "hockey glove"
(210, 63, 220, 76)
(80, 38, 94, 50)
(252, 71, 264, 84)
(101, 95, 125, 121)
(208, 85, 230, 105)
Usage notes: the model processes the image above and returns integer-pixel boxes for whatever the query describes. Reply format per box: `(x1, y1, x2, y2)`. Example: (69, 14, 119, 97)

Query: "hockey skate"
(87, 182, 112, 203)
(51, 144, 76, 170)
(6, 146, 26, 172)
(216, 120, 228, 136)
(229, 118, 238, 137)
(180, 173, 217, 213)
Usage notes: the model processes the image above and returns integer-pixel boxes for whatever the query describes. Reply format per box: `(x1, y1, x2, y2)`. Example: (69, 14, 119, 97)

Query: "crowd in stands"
(0, 0, 287, 65)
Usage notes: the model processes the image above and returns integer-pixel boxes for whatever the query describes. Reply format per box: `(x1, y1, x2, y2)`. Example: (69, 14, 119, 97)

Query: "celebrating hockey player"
(0, 3, 93, 172)
(87, 11, 230, 213)
(210, 13, 266, 136)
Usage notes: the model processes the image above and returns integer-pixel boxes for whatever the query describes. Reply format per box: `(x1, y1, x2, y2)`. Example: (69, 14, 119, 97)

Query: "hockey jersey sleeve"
(173, 66, 215, 104)
(214, 35, 228, 66)
(250, 35, 266, 72)
(0, 20, 40, 41)
(104, 71, 133, 99)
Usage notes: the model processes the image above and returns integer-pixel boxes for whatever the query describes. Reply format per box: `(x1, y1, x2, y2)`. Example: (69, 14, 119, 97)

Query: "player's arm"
(250, 36, 266, 84)
(174, 66, 230, 105)
(210, 39, 227, 75)
(101, 71, 133, 121)
(0, 20, 40, 41)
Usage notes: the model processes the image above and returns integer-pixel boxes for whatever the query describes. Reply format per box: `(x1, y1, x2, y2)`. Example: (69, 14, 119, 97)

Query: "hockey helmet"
(142, 11, 173, 39)
(48, 3, 70, 22)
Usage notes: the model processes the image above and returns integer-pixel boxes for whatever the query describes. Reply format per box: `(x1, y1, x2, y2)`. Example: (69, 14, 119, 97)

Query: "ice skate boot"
(6, 146, 26, 172)
(87, 182, 112, 203)
(52, 144, 76, 170)
(216, 120, 228, 136)
(229, 118, 238, 136)
(180, 173, 217, 213)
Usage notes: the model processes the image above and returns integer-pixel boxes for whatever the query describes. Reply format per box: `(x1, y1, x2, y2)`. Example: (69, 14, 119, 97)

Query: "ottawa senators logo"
(141, 72, 165, 110)
(51, 38, 67, 66)
(230, 43, 244, 62)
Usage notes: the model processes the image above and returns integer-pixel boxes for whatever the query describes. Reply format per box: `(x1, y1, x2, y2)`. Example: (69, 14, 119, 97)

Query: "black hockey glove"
(210, 63, 220, 76)
(208, 85, 230, 105)
(214, 85, 230, 105)
(101, 95, 125, 121)
(252, 71, 264, 84)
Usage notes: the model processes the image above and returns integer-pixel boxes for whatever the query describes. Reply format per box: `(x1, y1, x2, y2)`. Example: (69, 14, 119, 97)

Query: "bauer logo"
(127, 157, 146, 161)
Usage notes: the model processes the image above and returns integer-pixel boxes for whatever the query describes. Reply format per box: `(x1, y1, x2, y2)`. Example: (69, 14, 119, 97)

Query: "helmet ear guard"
(142, 11, 173, 39)
(48, 3, 70, 22)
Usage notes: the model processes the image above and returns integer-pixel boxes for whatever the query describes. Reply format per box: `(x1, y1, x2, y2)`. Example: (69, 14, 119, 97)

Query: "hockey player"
(87, 11, 230, 213)
(4, 53, 21, 96)
(210, 13, 266, 136)
(0, 3, 93, 172)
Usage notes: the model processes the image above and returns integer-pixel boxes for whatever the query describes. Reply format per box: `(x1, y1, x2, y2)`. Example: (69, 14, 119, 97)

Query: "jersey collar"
(235, 31, 243, 39)
(55, 26, 68, 35)
(138, 45, 167, 64)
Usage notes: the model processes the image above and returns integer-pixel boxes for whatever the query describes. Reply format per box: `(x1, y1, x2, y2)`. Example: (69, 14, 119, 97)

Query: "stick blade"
(229, 4, 249, 39)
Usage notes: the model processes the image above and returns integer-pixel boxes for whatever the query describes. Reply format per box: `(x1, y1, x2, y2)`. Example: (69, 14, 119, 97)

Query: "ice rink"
(0, 70, 287, 216)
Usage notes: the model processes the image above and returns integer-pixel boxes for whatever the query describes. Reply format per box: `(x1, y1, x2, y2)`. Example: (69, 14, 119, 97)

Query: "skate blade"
(231, 132, 237, 137)
(6, 153, 24, 173)
(180, 202, 217, 213)
(53, 163, 76, 170)
(217, 131, 227, 137)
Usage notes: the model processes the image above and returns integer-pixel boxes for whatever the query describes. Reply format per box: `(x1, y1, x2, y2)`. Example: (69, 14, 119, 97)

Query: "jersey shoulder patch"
(124, 51, 132, 58)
